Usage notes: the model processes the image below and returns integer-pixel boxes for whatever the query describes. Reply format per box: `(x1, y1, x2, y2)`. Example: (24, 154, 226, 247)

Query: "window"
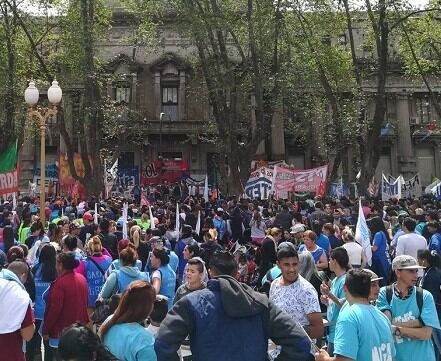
(115, 85, 131, 105)
(161, 152, 182, 160)
(162, 87, 178, 105)
(162, 86, 178, 121)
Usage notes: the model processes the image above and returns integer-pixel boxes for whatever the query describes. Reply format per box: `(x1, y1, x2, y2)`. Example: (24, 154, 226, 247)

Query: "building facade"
(18, 3, 441, 192)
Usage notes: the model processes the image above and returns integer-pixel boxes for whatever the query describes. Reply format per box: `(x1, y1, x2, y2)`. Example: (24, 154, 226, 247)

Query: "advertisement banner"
(244, 167, 273, 200)
(0, 168, 19, 196)
(272, 164, 328, 198)
(141, 160, 189, 185)
(116, 167, 139, 189)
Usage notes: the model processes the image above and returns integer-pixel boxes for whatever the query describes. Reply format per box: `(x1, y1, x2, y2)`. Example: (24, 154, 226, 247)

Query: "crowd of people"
(0, 188, 441, 361)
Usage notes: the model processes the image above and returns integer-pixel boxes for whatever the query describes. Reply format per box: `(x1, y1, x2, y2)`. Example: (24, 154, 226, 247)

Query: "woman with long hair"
(98, 246, 149, 300)
(43, 252, 89, 360)
(368, 216, 392, 286)
(59, 322, 117, 361)
(77, 236, 112, 315)
(151, 248, 176, 309)
(2, 225, 17, 254)
(299, 252, 326, 313)
(257, 227, 283, 285)
(341, 227, 367, 268)
(299, 230, 328, 271)
(26, 244, 57, 361)
(250, 210, 267, 246)
(130, 225, 142, 249)
(99, 280, 156, 361)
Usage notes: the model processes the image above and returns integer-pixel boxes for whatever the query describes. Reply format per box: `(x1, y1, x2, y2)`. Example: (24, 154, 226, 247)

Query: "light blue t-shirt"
(377, 286, 441, 361)
(334, 303, 395, 361)
(327, 273, 346, 342)
(103, 320, 157, 361)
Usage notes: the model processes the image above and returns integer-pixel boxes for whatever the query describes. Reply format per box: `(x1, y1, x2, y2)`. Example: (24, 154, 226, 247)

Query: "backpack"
(385, 285, 424, 324)
(91, 271, 121, 324)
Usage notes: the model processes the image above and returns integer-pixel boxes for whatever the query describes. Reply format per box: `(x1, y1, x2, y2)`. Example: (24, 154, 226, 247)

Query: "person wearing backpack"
(98, 246, 150, 300)
(418, 250, 441, 361)
(77, 236, 112, 315)
(377, 255, 441, 361)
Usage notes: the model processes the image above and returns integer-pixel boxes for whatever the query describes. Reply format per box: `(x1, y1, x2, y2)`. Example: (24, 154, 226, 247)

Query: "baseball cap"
(392, 255, 425, 271)
(290, 224, 306, 234)
(277, 241, 296, 252)
(83, 212, 93, 221)
(362, 269, 383, 282)
(216, 207, 224, 212)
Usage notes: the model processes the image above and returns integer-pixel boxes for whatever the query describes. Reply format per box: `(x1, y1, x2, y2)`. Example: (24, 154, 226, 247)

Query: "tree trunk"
(359, 0, 389, 195)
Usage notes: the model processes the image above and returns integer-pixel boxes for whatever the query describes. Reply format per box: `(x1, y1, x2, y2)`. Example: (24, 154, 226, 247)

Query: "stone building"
(18, 2, 441, 192)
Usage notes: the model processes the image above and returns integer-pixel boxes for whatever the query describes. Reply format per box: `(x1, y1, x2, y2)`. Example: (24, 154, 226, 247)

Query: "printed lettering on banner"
(244, 167, 273, 200)
(381, 174, 401, 201)
(0, 168, 19, 196)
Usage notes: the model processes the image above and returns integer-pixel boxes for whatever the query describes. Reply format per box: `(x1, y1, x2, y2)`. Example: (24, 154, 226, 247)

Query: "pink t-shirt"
(76, 254, 111, 275)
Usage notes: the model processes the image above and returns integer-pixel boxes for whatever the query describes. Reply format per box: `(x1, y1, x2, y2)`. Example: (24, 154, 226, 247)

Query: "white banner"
(381, 173, 402, 201)
(244, 167, 273, 200)
(104, 159, 118, 195)
(401, 174, 422, 198)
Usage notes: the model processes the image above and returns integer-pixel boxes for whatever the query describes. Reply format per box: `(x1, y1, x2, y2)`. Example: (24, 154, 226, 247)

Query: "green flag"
(0, 141, 17, 173)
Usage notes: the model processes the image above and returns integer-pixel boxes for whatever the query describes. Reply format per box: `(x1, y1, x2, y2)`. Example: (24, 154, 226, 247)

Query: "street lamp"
(25, 80, 62, 226)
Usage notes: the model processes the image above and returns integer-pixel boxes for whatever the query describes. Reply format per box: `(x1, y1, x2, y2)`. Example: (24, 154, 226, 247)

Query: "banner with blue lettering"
(245, 167, 273, 200)
(329, 182, 350, 199)
(381, 173, 401, 201)
(116, 167, 139, 189)
(33, 162, 59, 194)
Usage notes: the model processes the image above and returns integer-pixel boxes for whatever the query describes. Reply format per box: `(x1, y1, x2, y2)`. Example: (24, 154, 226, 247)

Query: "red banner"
(0, 168, 19, 195)
(141, 160, 189, 185)
(273, 164, 328, 198)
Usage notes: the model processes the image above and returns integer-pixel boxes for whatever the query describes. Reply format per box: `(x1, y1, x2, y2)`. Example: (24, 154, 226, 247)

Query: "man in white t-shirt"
(269, 242, 324, 339)
(396, 217, 427, 260)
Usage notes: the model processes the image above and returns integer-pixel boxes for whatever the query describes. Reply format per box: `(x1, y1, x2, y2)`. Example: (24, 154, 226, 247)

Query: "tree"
(129, 0, 292, 195)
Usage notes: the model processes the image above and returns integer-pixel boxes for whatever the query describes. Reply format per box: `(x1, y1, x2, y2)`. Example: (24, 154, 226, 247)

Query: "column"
(179, 71, 186, 120)
(271, 103, 285, 161)
(396, 93, 416, 177)
(154, 71, 161, 118)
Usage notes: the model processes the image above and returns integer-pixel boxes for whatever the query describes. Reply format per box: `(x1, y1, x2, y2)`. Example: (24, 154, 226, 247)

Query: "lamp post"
(25, 80, 62, 226)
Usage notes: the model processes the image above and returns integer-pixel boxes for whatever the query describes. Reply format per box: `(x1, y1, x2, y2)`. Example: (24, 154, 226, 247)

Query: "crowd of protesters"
(1, 183, 441, 361)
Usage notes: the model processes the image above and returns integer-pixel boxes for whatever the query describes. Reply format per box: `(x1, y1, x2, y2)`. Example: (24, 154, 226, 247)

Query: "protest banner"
(381, 173, 401, 201)
(401, 174, 422, 198)
(329, 181, 350, 199)
(385, 174, 422, 198)
(33, 163, 59, 194)
(116, 167, 139, 189)
(244, 167, 273, 200)
(140, 160, 189, 185)
(104, 159, 118, 196)
(0, 168, 19, 196)
(272, 164, 328, 198)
